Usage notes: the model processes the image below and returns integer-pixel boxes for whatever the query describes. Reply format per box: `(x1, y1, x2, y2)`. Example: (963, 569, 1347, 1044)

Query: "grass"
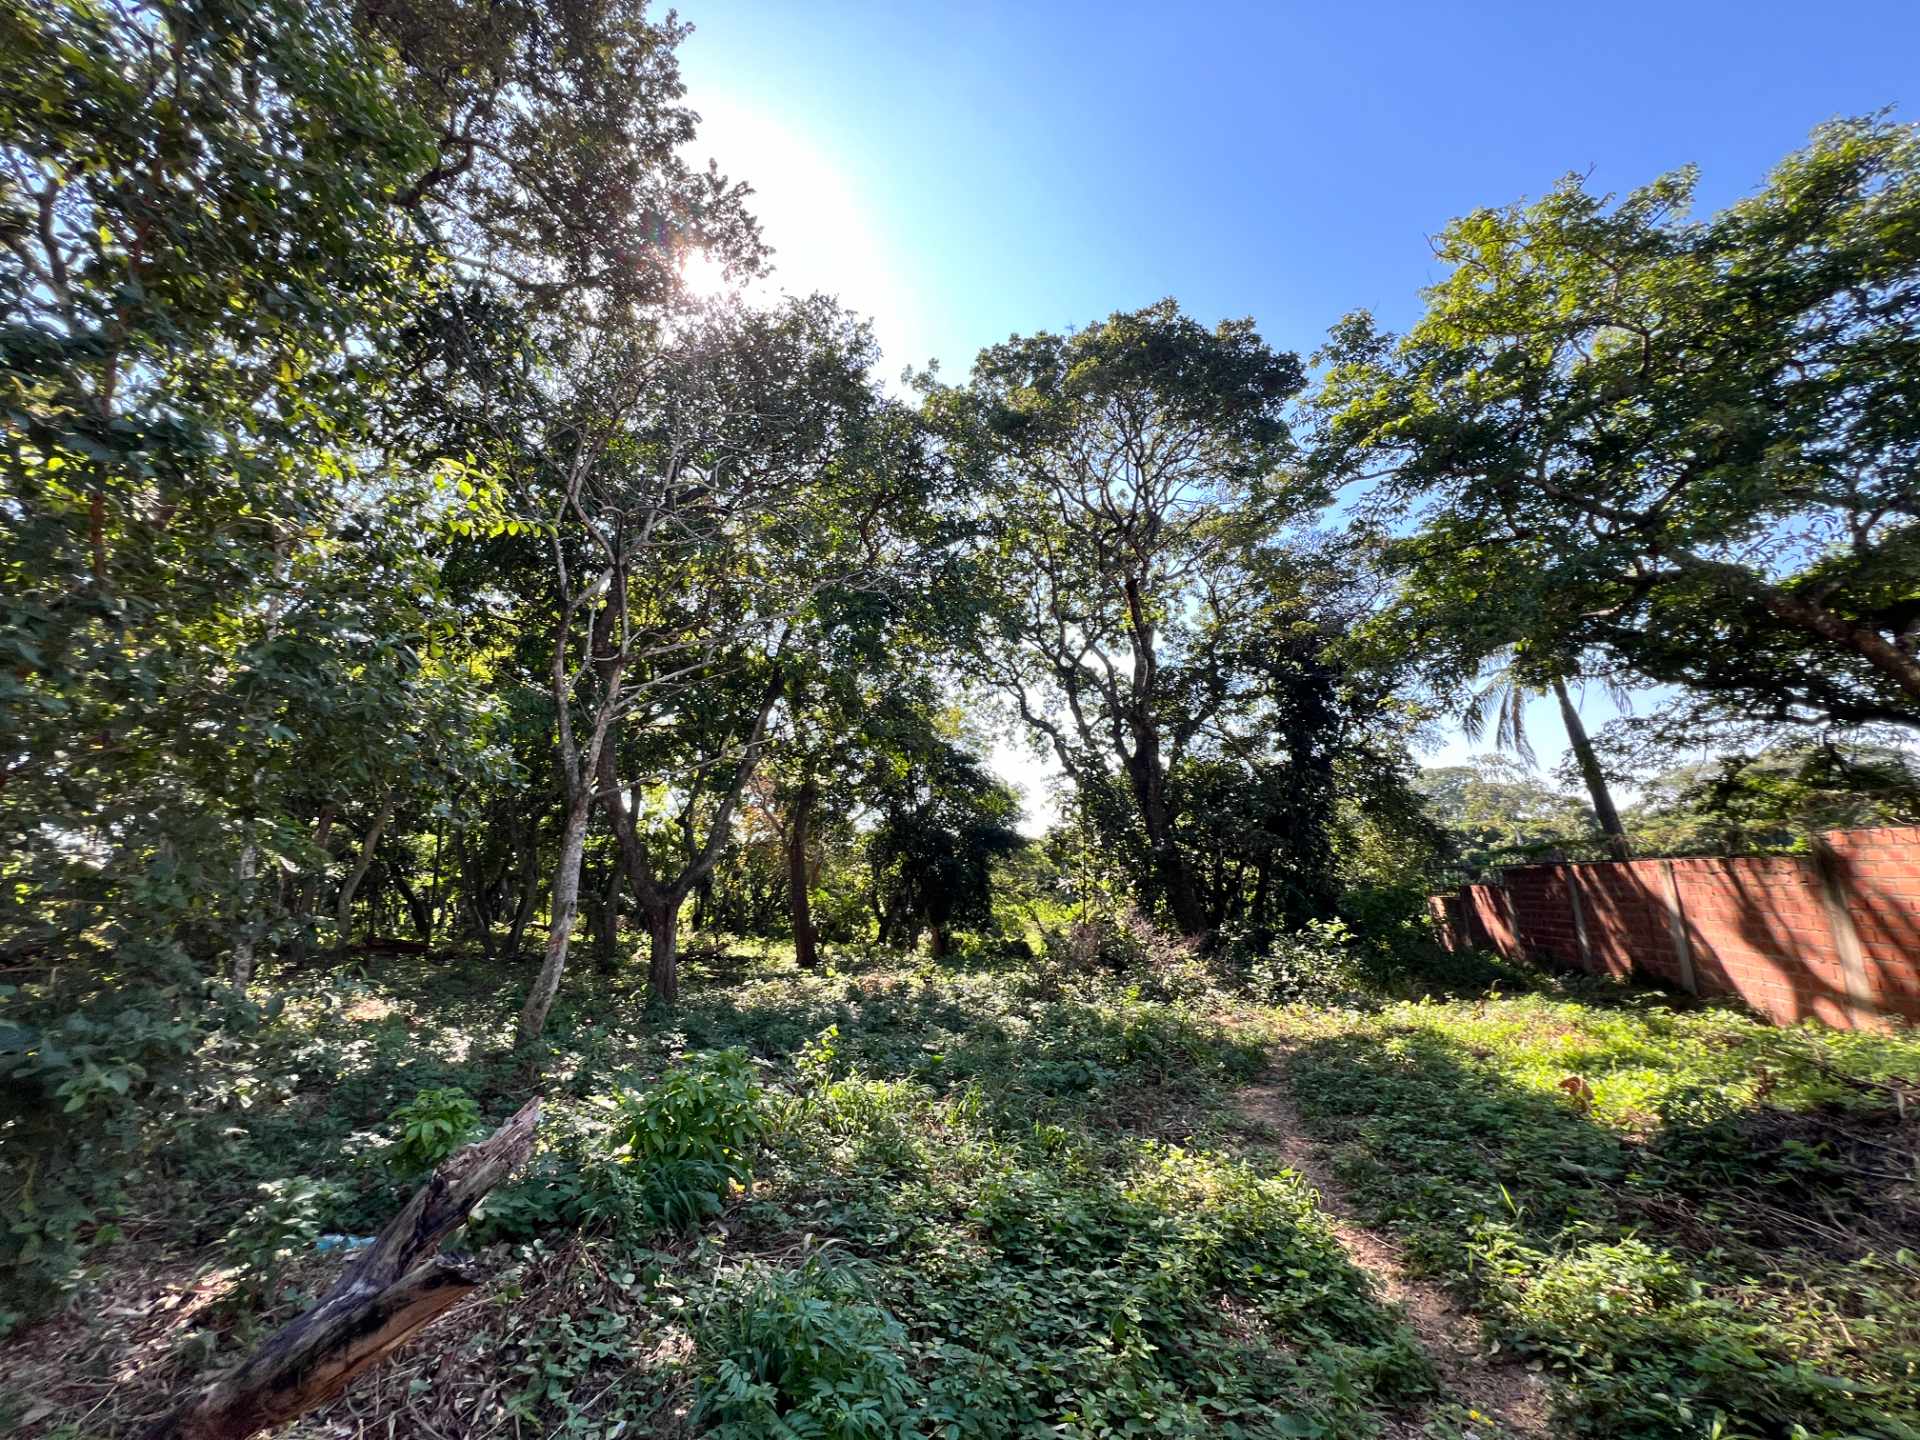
(2, 933, 1916, 1439)
(1279, 985, 1920, 1439)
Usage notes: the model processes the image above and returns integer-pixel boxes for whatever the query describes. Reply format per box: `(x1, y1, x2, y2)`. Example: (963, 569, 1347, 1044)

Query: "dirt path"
(1232, 1071, 1554, 1440)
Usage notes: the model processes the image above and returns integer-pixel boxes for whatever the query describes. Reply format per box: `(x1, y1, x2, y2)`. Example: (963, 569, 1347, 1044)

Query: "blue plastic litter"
(314, 1233, 376, 1253)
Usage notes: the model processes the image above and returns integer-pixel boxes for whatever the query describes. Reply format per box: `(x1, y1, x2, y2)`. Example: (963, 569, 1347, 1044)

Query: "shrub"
(1037, 904, 1210, 998)
(473, 1054, 767, 1242)
(693, 1259, 920, 1440)
(385, 1086, 482, 1175)
(221, 1174, 347, 1306)
(612, 1048, 766, 1229)
(1235, 918, 1366, 1003)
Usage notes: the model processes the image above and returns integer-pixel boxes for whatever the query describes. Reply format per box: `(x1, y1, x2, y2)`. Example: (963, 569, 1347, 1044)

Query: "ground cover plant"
(0, 940, 1430, 1439)
(6, 930, 1916, 1439)
(1280, 986, 1920, 1438)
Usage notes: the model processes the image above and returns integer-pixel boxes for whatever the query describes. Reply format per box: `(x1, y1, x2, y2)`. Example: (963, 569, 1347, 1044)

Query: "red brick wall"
(1427, 825, 1920, 1029)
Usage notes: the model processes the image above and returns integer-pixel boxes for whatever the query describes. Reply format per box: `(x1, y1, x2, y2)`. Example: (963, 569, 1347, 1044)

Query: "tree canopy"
(4, 13, 1919, 1421)
(1312, 116, 1920, 741)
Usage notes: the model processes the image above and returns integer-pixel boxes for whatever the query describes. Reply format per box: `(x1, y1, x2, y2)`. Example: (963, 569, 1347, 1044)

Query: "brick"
(1428, 824, 1918, 1031)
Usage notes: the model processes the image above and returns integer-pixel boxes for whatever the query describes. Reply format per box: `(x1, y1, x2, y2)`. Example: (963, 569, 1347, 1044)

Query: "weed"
(386, 1085, 483, 1175)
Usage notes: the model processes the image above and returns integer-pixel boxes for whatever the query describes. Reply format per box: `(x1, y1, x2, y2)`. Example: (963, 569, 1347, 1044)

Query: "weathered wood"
(145, 1099, 540, 1440)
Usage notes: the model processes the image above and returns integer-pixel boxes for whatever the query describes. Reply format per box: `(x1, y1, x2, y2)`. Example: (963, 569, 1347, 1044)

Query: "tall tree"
(942, 300, 1312, 935)
(510, 297, 907, 1031)
(866, 718, 1026, 957)
(0, 0, 494, 1140)
(1462, 649, 1632, 860)
(1312, 117, 1920, 739)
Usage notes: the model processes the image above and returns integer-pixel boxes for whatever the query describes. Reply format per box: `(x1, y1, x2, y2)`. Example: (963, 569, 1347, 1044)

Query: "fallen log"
(145, 1097, 541, 1440)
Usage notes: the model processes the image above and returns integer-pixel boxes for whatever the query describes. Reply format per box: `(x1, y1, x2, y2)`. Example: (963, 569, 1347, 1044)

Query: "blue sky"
(674, 2, 1917, 822)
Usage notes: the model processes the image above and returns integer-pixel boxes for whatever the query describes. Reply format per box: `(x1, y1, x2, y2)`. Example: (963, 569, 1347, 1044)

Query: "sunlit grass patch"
(1278, 987, 1920, 1439)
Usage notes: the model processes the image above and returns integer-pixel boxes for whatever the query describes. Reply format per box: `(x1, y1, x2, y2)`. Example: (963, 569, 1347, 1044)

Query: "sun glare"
(680, 247, 734, 300)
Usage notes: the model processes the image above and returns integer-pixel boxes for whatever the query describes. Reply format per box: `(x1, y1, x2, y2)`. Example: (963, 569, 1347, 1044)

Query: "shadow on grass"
(719, 1079, 1439, 1436)
(238, 950, 1435, 1437)
(1283, 1019, 1920, 1438)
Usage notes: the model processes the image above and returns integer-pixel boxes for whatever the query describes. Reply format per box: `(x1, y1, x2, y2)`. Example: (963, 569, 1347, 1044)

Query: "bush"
(385, 1086, 482, 1175)
(473, 1052, 768, 1242)
(693, 1258, 920, 1440)
(221, 1175, 347, 1307)
(1233, 918, 1367, 1003)
(1037, 904, 1211, 998)
(612, 1048, 767, 1229)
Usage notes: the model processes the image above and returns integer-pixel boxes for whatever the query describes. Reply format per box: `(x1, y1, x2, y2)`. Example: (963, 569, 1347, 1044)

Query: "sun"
(679, 247, 734, 300)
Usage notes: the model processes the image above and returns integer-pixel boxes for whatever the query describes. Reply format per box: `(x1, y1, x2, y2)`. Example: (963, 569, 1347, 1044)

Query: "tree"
(361, 0, 763, 317)
(1622, 742, 1920, 857)
(0, 0, 500, 1151)
(1312, 117, 1920, 739)
(943, 300, 1313, 935)
(866, 721, 1026, 957)
(500, 296, 911, 1032)
(1462, 649, 1632, 860)
(1414, 757, 1603, 880)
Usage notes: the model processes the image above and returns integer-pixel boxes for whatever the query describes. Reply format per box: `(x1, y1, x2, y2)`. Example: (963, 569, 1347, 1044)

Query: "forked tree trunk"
(336, 799, 395, 937)
(518, 797, 592, 1045)
(600, 669, 784, 1009)
(1553, 679, 1631, 861)
(788, 777, 819, 970)
(144, 1101, 540, 1440)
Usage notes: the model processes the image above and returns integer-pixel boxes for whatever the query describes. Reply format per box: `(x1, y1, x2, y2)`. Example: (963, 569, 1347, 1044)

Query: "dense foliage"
(3, 4, 1917, 1435)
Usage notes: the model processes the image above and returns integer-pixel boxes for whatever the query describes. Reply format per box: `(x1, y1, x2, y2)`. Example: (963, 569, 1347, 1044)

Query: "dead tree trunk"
(144, 1100, 540, 1440)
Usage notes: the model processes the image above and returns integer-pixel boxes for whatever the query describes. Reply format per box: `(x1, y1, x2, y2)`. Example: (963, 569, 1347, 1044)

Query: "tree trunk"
(143, 1101, 540, 1440)
(336, 799, 395, 937)
(230, 841, 261, 988)
(1121, 735, 1205, 936)
(645, 898, 681, 1008)
(1554, 679, 1631, 861)
(295, 805, 335, 919)
(392, 872, 433, 944)
(517, 796, 591, 1045)
(927, 922, 948, 959)
(468, 883, 497, 961)
(425, 823, 443, 944)
(788, 776, 819, 970)
(508, 835, 541, 958)
(455, 825, 495, 960)
(591, 858, 625, 974)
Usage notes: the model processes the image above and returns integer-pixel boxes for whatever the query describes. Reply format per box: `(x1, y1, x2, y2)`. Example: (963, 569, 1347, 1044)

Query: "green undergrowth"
(0, 941, 1435, 1439)
(1279, 987, 1920, 1439)
(9, 934, 1916, 1440)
